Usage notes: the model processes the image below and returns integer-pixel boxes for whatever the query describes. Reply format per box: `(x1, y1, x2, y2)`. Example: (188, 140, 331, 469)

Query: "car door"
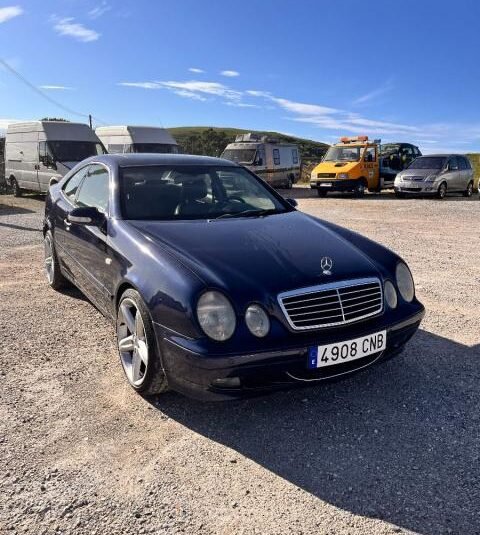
(458, 157, 469, 191)
(446, 156, 461, 191)
(53, 165, 90, 279)
(62, 163, 112, 314)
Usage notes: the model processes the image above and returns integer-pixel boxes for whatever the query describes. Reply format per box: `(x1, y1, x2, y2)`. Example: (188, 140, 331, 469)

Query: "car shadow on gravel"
(156, 330, 480, 535)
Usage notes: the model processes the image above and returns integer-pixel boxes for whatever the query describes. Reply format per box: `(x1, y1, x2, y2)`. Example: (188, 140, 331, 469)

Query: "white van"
(5, 121, 105, 196)
(221, 133, 301, 188)
(95, 125, 178, 154)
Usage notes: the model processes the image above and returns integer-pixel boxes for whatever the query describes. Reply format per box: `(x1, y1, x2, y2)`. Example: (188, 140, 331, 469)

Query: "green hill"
(167, 126, 329, 162)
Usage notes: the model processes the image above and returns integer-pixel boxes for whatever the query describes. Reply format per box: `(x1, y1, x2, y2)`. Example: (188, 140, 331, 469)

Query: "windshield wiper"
(212, 208, 281, 220)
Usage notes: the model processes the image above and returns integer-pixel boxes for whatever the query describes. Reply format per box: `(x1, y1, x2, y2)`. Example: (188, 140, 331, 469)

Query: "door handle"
(64, 218, 71, 231)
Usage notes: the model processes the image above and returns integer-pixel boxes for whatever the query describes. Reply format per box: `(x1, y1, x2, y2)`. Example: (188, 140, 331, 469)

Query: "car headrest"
(180, 178, 208, 201)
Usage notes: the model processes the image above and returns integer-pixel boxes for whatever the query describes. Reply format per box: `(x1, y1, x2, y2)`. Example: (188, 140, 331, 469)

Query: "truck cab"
(310, 136, 422, 197)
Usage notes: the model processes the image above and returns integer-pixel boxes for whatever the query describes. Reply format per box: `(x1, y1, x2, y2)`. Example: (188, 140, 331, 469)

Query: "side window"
(108, 144, 124, 154)
(292, 149, 299, 165)
(273, 148, 280, 166)
(449, 156, 459, 170)
(459, 157, 468, 170)
(464, 157, 472, 169)
(76, 164, 110, 213)
(364, 147, 376, 162)
(414, 147, 421, 157)
(62, 166, 89, 201)
(39, 141, 47, 160)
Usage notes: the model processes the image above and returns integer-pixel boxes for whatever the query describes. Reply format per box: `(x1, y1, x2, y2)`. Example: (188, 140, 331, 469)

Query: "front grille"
(405, 176, 425, 182)
(278, 278, 383, 330)
(317, 173, 336, 178)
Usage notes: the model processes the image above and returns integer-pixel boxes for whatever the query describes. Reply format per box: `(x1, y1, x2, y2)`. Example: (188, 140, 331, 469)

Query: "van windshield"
(324, 146, 363, 162)
(48, 141, 106, 162)
(132, 143, 179, 154)
(221, 149, 257, 164)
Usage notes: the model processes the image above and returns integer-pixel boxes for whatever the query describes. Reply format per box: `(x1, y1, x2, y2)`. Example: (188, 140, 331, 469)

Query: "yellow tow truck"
(310, 136, 421, 197)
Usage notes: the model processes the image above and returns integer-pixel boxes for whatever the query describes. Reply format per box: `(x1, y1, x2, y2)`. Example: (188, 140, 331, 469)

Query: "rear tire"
(317, 189, 327, 197)
(285, 176, 293, 189)
(463, 181, 473, 197)
(117, 289, 168, 396)
(44, 230, 69, 290)
(11, 178, 22, 197)
(437, 182, 447, 199)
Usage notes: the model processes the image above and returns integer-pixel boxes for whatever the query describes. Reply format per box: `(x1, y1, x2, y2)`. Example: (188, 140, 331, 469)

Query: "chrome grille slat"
(278, 278, 383, 330)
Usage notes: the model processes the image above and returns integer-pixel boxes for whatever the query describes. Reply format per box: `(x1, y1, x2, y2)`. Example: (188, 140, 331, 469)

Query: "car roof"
(416, 154, 463, 158)
(91, 153, 238, 167)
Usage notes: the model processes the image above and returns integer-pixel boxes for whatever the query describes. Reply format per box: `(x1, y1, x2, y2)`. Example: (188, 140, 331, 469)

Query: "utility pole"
(89, 114, 93, 130)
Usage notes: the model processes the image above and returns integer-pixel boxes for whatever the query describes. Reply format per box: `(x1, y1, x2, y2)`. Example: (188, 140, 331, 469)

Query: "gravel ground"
(1, 190, 479, 535)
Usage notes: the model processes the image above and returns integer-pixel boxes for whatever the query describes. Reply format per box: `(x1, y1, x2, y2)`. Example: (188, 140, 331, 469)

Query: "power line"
(0, 58, 107, 126)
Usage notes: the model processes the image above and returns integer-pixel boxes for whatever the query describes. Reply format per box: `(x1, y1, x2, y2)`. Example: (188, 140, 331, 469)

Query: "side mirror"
(49, 177, 59, 187)
(285, 198, 298, 208)
(67, 206, 105, 227)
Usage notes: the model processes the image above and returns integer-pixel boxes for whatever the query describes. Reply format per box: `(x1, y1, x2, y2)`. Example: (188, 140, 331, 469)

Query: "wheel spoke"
(120, 303, 136, 333)
(118, 334, 135, 352)
(131, 351, 143, 382)
(137, 339, 148, 365)
(135, 312, 144, 338)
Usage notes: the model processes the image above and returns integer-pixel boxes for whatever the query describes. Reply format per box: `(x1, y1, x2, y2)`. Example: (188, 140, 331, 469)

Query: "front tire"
(437, 182, 447, 199)
(11, 178, 22, 197)
(463, 181, 474, 197)
(353, 180, 366, 197)
(44, 230, 68, 290)
(117, 289, 168, 396)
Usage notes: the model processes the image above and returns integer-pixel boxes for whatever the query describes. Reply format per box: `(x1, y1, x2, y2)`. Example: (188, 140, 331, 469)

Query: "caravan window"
(292, 149, 299, 165)
(48, 141, 106, 162)
(273, 149, 280, 165)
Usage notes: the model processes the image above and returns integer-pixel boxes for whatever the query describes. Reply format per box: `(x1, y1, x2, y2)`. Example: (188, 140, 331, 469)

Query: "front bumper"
(310, 179, 359, 192)
(394, 182, 437, 194)
(155, 305, 425, 401)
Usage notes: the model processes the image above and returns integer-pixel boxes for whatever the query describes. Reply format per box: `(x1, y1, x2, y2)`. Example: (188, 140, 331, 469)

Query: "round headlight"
(197, 291, 236, 341)
(396, 263, 415, 302)
(245, 304, 270, 338)
(384, 280, 398, 309)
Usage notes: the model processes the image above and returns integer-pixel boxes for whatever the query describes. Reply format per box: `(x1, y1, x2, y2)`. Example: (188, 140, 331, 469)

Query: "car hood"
(313, 161, 359, 174)
(399, 168, 439, 178)
(129, 212, 382, 298)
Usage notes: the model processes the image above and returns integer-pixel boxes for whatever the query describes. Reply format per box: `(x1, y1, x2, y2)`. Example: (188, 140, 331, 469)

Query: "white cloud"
(188, 67, 205, 74)
(119, 82, 159, 89)
(88, 1, 110, 19)
(353, 80, 394, 105)
(52, 17, 100, 42)
(220, 70, 239, 77)
(0, 5, 23, 23)
(39, 85, 74, 90)
(225, 102, 260, 108)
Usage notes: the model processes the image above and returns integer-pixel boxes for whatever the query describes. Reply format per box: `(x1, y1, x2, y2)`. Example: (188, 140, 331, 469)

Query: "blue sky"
(1, 0, 480, 153)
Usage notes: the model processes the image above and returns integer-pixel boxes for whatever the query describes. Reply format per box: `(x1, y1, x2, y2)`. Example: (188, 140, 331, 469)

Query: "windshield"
(119, 165, 290, 220)
(324, 146, 363, 162)
(132, 143, 179, 154)
(407, 157, 446, 170)
(221, 148, 257, 164)
(48, 141, 106, 162)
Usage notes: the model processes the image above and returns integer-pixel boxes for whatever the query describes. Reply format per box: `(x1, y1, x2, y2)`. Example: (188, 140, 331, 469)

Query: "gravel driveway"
(1, 190, 479, 535)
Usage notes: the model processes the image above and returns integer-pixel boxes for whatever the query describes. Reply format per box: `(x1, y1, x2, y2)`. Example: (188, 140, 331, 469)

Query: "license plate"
(307, 330, 386, 369)
(319, 182, 332, 187)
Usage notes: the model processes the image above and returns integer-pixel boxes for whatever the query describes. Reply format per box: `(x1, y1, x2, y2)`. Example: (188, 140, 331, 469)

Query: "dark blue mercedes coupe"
(43, 154, 425, 400)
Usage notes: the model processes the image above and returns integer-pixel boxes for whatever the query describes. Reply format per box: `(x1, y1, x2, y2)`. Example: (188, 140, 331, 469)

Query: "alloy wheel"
(117, 298, 149, 387)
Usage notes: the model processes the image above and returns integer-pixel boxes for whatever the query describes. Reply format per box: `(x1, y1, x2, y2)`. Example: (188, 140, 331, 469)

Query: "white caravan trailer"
(95, 126, 178, 154)
(221, 133, 301, 188)
(5, 121, 105, 196)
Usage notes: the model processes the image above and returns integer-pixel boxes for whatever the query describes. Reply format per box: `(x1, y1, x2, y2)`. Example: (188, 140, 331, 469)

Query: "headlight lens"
(338, 173, 349, 179)
(396, 263, 415, 302)
(424, 174, 437, 182)
(310, 171, 318, 181)
(384, 280, 398, 309)
(197, 291, 236, 341)
(245, 304, 270, 337)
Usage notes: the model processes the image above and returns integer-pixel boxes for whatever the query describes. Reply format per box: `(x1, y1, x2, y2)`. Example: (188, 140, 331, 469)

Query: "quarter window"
(62, 166, 89, 201)
(448, 157, 459, 170)
(273, 148, 280, 166)
(76, 164, 110, 213)
(458, 157, 468, 170)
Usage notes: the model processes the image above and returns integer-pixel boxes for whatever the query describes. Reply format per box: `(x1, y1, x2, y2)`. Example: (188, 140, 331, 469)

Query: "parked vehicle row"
(43, 153, 425, 400)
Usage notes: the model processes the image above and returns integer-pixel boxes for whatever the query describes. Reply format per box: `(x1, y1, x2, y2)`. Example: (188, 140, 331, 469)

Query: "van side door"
(38, 142, 58, 193)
